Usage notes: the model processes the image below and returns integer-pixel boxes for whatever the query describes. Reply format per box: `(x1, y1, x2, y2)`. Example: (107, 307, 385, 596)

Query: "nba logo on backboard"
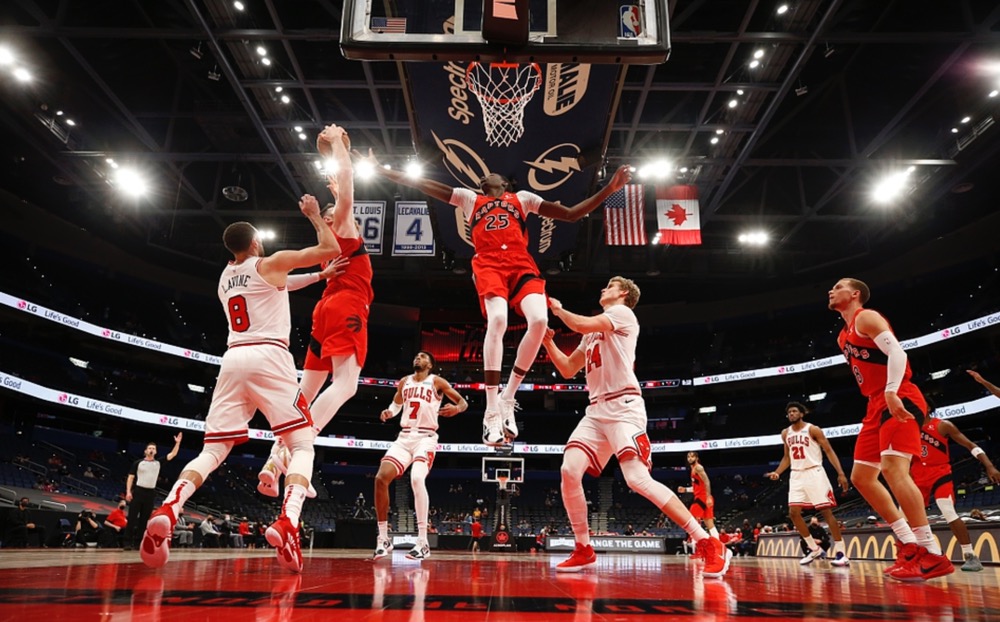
(620, 5, 641, 39)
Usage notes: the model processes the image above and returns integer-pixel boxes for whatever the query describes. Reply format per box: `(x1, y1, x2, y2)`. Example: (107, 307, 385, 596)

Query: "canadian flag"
(655, 185, 702, 245)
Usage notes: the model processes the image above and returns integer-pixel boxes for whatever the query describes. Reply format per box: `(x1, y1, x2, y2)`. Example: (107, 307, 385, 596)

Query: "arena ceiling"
(1, 0, 999, 309)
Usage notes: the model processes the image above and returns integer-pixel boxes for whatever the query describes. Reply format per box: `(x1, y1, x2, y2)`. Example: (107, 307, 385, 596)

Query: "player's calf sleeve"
(311, 356, 361, 431)
(411, 461, 430, 536)
(621, 458, 676, 507)
(483, 297, 508, 371)
(282, 428, 316, 481)
(299, 369, 329, 405)
(560, 451, 591, 544)
(183, 441, 232, 481)
(510, 294, 547, 372)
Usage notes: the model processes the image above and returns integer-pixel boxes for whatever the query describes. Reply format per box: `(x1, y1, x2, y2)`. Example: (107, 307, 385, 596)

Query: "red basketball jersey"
(321, 234, 373, 304)
(691, 466, 708, 500)
(451, 188, 542, 255)
(836, 308, 916, 398)
(918, 417, 950, 468)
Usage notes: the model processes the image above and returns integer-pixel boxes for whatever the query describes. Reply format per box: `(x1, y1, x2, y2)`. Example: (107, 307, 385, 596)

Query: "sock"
(500, 371, 525, 401)
(709, 527, 719, 538)
(961, 543, 974, 557)
(912, 524, 941, 555)
(561, 475, 590, 547)
(681, 518, 709, 542)
(162, 479, 196, 517)
(804, 537, 821, 552)
(485, 385, 499, 412)
(282, 483, 307, 527)
(890, 518, 917, 544)
(378, 521, 388, 541)
(833, 539, 845, 554)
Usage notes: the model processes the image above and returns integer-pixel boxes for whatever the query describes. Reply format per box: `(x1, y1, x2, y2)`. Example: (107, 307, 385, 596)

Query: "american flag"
(370, 16, 407, 34)
(604, 184, 647, 245)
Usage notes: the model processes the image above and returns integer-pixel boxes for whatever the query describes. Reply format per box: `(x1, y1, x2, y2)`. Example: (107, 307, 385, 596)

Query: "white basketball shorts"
(788, 466, 837, 509)
(381, 431, 439, 477)
(566, 395, 652, 476)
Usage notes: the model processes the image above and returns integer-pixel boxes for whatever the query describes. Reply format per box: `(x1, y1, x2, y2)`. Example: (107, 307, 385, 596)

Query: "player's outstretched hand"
(542, 328, 556, 345)
(319, 255, 350, 280)
(608, 165, 632, 191)
(299, 194, 321, 218)
(837, 473, 849, 493)
(765, 471, 779, 481)
(548, 297, 564, 313)
(884, 392, 914, 422)
(174, 432, 183, 443)
(439, 404, 462, 418)
(353, 147, 380, 168)
(967, 369, 986, 384)
(380, 409, 394, 422)
(987, 466, 1000, 485)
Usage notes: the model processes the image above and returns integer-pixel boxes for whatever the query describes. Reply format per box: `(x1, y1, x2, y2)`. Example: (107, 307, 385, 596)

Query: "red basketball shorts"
(911, 463, 954, 507)
(853, 392, 926, 465)
(691, 496, 715, 521)
(471, 251, 546, 318)
(305, 292, 369, 370)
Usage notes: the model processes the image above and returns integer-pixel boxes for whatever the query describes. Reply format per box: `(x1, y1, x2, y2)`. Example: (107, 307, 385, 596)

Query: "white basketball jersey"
(786, 423, 823, 470)
(575, 304, 641, 400)
(218, 258, 291, 347)
(399, 373, 443, 431)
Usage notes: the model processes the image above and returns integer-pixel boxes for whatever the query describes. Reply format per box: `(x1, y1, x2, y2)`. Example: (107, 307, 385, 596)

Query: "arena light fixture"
(404, 161, 423, 179)
(13, 67, 32, 82)
(651, 232, 662, 245)
(728, 99, 738, 108)
(638, 159, 672, 179)
(233, 1, 245, 10)
(929, 369, 951, 380)
(738, 231, 769, 246)
(297, 132, 307, 140)
(258, 229, 277, 241)
(960, 116, 971, 124)
(274, 86, 283, 93)
(0, 47, 14, 66)
(69, 357, 89, 369)
(753, 49, 765, 59)
(710, 137, 719, 145)
(256, 46, 267, 57)
(715, 129, 724, 135)
(280, 94, 290, 104)
(322, 159, 338, 175)
(679, 166, 689, 173)
(808, 392, 826, 402)
(990, 89, 998, 98)
(749, 60, 760, 69)
(698, 406, 717, 414)
(950, 127, 959, 133)
(65, 119, 76, 126)
(355, 159, 376, 180)
(114, 167, 149, 197)
(187, 383, 206, 393)
(261, 57, 271, 66)
(293, 125, 303, 133)
(777, 4, 789, 15)
(871, 169, 912, 204)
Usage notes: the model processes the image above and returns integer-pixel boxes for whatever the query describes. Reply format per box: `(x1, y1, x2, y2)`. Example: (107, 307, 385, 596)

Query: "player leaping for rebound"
(258, 124, 372, 495)
(359, 148, 631, 446)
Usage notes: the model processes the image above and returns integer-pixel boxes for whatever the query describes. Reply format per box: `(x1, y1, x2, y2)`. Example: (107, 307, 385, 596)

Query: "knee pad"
(622, 459, 676, 504)
(185, 442, 231, 480)
(935, 496, 959, 523)
(282, 428, 316, 479)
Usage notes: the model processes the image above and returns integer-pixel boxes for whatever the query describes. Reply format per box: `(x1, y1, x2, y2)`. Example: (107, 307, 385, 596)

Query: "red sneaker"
(889, 547, 956, 582)
(698, 537, 732, 578)
(884, 541, 919, 576)
(266, 515, 304, 573)
(140, 506, 176, 569)
(556, 543, 597, 573)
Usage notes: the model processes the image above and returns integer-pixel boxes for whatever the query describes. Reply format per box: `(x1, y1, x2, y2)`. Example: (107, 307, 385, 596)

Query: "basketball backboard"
(342, 0, 670, 64)
(482, 456, 525, 483)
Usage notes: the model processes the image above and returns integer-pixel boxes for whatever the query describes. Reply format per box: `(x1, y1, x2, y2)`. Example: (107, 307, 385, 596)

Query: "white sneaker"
(498, 398, 520, 440)
(800, 547, 826, 565)
(372, 538, 393, 560)
(257, 462, 280, 498)
(406, 542, 431, 560)
(830, 551, 850, 567)
(482, 410, 507, 446)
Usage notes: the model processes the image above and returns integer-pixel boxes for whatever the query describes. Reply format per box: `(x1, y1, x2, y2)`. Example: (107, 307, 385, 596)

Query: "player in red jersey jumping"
(258, 125, 373, 495)
(360, 148, 630, 446)
(829, 277, 954, 581)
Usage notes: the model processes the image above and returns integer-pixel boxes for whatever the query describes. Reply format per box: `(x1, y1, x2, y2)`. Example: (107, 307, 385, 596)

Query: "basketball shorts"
(853, 394, 926, 466)
(690, 496, 715, 521)
(305, 291, 369, 370)
(471, 251, 546, 318)
(205, 344, 313, 444)
(788, 466, 838, 509)
(911, 463, 954, 507)
(565, 395, 651, 477)
(381, 431, 438, 478)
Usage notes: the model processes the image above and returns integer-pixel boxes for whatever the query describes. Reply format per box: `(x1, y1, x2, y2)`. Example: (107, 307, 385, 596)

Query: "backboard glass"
(482, 456, 525, 483)
(342, 0, 670, 64)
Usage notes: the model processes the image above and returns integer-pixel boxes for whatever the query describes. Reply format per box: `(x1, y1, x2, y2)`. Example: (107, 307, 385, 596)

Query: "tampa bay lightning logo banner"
(404, 60, 620, 260)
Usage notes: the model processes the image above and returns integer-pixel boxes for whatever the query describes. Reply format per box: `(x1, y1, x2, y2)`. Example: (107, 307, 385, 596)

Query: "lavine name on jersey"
(222, 274, 252, 294)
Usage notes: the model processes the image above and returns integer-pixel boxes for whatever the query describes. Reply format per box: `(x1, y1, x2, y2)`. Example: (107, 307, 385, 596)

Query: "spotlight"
(280, 95, 290, 104)
(256, 46, 267, 56)
(189, 43, 203, 59)
(749, 60, 760, 69)
(293, 125, 303, 132)
(728, 99, 738, 108)
(207, 66, 221, 81)
(114, 167, 149, 197)
(960, 116, 971, 124)
(298, 132, 307, 140)
(794, 85, 808, 96)
(261, 57, 271, 66)
(776, 4, 789, 15)
(356, 160, 376, 180)
(753, 49, 764, 59)
(233, 0, 245, 10)
(65, 119, 76, 126)
(990, 90, 998, 98)
(13, 67, 32, 82)
(405, 161, 423, 178)
(0, 47, 13, 66)
(274, 86, 283, 93)
(710, 137, 719, 145)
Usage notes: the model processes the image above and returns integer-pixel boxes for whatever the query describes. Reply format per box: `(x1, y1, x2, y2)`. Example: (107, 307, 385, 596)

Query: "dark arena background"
(1, 1, 1000, 620)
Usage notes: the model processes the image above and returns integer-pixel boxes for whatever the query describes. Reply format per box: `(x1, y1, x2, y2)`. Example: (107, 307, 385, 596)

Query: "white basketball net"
(466, 62, 542, 147)
(497, 475, 509, 491)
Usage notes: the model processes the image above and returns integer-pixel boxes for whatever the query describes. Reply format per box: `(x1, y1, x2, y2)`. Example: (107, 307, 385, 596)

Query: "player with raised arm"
(765, 401, 850, 567)
(139, 194, 340, 574)
(967, 370, 1000, 398)
(359, 147, 630, 446)
(541, 277, 730, 578)
(258, 125, 371, 497)
(678, 452, 719, 540)
(371, 351, 467, 561)
(829, 277, 953, 581)
(911, 415, 1000, 571)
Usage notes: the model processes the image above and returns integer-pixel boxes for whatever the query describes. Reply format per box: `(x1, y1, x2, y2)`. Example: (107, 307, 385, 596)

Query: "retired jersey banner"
(353, 201, 385, 255)
(656, 184, 702, 245)
(392, 201, 435, 256)
(404, 53, 623, 259)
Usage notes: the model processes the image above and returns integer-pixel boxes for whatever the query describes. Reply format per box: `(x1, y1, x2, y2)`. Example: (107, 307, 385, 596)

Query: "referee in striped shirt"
(125, 433, 181, 549)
